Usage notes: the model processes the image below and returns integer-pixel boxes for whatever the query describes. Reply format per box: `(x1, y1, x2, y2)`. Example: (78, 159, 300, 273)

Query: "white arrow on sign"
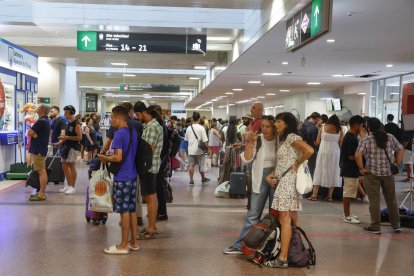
(314, 5, 320, 27)
(82, 35, 91, 47)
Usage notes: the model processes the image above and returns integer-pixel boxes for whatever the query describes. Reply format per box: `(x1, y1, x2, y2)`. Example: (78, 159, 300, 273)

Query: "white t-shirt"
(263, 138, 276, 168)
(185, 124, 208, 156)
(209, 129, 221, 147)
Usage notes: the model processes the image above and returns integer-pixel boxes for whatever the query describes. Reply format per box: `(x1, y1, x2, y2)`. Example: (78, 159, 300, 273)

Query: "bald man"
(246, 102, 264, 133)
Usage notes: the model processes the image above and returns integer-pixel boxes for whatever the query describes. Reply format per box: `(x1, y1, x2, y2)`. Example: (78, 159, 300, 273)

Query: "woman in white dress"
(309, 114, 343, 202)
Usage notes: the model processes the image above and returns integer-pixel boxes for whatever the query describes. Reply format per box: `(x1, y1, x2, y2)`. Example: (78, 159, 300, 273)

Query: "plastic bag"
(89, 165, 113, 213)
(296, 160, 313, 195)
(215, 181, 230, 198)
(204, 157, 212, 172)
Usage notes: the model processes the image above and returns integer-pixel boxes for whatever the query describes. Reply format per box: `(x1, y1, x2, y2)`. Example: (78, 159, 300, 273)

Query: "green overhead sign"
(286, 0, 332, 52)
(77, 31, 97, 51)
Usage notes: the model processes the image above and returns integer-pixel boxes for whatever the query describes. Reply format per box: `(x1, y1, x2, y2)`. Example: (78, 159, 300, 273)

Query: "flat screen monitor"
(326, 100, 333, 112)
(332, 99, 342, 111)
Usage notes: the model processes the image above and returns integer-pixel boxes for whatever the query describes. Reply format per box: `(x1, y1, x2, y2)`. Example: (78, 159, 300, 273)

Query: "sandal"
(307, 196, 317, 201)
(137, 228, 158, 240)
(326, 197, 333, 202)
(128, 243, 141, 251)
(104, 245, 129, 255)
(29, 195, 46, 201)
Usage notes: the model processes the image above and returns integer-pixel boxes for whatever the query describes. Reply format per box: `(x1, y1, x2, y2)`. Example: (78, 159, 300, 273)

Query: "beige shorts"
(31, 154, 46, 171)
(343, 177, 358, 198)
(61, 149, 79, 163)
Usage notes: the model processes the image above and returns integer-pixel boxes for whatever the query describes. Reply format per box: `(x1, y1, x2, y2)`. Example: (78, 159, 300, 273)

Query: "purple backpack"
(288, 227, 316, 267)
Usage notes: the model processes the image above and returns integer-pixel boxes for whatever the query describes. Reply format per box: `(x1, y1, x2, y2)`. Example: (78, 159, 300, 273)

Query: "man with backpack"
(300, 112, 321, 177)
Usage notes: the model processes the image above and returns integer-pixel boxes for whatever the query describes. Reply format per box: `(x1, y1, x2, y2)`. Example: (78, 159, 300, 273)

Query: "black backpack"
(169, 130, 181, 157)
(136, 138, 153, 175)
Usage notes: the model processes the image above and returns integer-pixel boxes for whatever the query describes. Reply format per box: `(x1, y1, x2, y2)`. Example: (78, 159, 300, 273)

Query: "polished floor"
(0, 160, 413, 276)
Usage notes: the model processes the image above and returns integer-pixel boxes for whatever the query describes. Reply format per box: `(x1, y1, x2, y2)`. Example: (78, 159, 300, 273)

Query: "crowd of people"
(25, 99, 411, 262)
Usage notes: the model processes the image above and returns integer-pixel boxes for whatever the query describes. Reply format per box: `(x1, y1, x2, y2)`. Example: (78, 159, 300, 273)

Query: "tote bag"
(289, 146, 313, 195)
(89, 165, 113, 213)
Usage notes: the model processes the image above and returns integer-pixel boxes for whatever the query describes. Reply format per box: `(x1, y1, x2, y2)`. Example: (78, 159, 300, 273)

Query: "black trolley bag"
(46, 149, 65, 184)
(26, 149, 61, 191)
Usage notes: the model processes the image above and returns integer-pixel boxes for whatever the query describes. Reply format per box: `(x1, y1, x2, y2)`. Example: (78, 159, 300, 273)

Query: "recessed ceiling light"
(266, 93, 276, 96)
(371, 96, 376, 98)
(211, 99, 219, 102)
(279, 89, 291, 92)
(188, 77, 200, 80)
(111, 62, 128, 66)
(207, 37, 232, 41)
(248, 81, 261, 84)
(233, 88, 243, 91)
(327, 39, 335, 43)
(229, 104, 235, 106)
(250, 98, 258, 100)
(123, 74, 136, 77)
(257, 96, 265, 99)
(194, 66, 207, 70)
(386, 64, 393, 68)
(307, 82, 321, 85)
(282, 61, 289, 65)
(225, 92, 234, 95)
(357, 93, 366, 95)
(332, 74, 354, 77)
(262, 73, 282, 76)
(390, 93, 399, 95)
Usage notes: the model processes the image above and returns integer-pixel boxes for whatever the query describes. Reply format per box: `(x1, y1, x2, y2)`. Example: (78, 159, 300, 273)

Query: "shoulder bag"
(108, 127, 132, 175)
(289, 141, 313, 195)
(383, 149, 399, 175)
(190, 124, 208, 152)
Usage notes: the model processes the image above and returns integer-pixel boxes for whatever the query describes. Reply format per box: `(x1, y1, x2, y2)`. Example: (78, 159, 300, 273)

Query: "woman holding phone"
(266, 112, 314, 269)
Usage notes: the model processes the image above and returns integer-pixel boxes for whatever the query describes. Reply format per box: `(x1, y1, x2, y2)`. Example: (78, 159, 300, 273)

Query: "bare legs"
(278, 211, 299, 261)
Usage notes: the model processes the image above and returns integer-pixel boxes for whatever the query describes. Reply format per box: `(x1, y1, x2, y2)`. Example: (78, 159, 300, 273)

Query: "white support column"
(59, 65, 79, 114)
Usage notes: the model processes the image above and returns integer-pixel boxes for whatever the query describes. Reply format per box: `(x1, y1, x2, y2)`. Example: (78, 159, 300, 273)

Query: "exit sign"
(286, 0, 332, 52)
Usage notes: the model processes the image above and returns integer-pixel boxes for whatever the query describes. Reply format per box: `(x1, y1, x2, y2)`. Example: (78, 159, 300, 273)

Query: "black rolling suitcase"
(26, 150, 61, 191)
(229, 172, 247, 198)
(46, 151, 65, 184)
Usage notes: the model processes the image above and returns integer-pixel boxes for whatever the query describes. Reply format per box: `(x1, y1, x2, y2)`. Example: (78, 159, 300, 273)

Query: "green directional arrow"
(77, 31, 97, 51)
(311, 0, 323, 37)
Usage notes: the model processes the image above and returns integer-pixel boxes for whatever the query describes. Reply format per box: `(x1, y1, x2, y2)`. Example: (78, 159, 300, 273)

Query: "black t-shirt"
(340, 132, 360, 178)
(384, 122, 402, 143)
(51, 116, 67, 144)
(65, 120, 81, 151)
(30, 116, 51, 156)
(107, 118, 142, 140)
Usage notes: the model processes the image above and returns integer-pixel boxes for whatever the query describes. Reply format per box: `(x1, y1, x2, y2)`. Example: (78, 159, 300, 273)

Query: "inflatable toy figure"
(20, 103, 37, 166)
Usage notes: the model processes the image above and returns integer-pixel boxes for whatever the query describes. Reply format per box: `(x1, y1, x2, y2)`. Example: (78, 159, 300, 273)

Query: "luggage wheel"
(92, 220, 100, 225)
(101, 218, 107, 225)
(86, 218, 91, 223)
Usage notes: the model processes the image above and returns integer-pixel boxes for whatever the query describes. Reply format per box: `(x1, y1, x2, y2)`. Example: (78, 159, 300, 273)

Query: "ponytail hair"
(367, 117, 388, 149)
(147, 105, 164, 126)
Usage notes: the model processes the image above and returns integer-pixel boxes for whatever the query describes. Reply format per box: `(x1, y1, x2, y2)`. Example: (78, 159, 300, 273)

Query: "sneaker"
(189, 180, 194, 186)
(202, 178, 210, 183)
(65, 186, 76, 195)
(362, 196, 369, 203)
(343, 214, 359, 220)
(344, 216, 360, 224)
(223, 245, 243, 255)
(59, 186, 69, 193)
(393, 227, 403, 233)
(363, 226, 381, 235)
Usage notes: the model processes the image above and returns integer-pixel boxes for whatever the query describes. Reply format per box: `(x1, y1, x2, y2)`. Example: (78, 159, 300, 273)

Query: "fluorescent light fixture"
(123, 74, 136, 77)
(327, 39, 335, 43)
(207, 36, 232, 41)
(218, 105, 226, 108)
(332, 74, 354, 77)
(233, 88, 243, 91)
(188, 77, 200, 80)
(307, 82, 321, 85)
(357, 93, 366, 95)
(211, 99, 219, 102)
(194, 66, 207, 70)
(225, 92, 234, 95)
(248, 81, 261, 84)
(111, 62, 128, 66)
(214, 66, 227, 71)
(262, 73, 282, 76)
(386, 64, 394, 68)
(250, 98, 258, 100)
(229, 104, 236, 106)
(257, 96, 265, 99)
(266, 93, 276, 96)
(279, 89, 291, 92)
(275, 105, 284, 108)
(282, 61, 289, 65)
(371, 96, 376, 98)
(390, 93, 399, 95)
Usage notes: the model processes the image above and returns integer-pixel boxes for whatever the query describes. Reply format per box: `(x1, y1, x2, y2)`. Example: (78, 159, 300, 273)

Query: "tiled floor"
(0, 161, 413, 276)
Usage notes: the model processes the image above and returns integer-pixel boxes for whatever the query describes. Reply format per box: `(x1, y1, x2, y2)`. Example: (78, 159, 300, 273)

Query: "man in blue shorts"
(98, 106, 139, 254)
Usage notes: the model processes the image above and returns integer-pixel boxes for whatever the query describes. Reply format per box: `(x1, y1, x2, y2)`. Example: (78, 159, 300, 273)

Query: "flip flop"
(29, 195, 46, 201)
(104, 245, 129, 255)
(137, 229, 158, 240)
(307, 196, 317, 201)
(128, 244, 141, 251)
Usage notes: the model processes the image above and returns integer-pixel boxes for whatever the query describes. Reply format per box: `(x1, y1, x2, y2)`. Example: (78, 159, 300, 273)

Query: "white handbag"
(289, 145, 313, 195)
(204, 157, 212, 172)
(89, 165, 113, 213)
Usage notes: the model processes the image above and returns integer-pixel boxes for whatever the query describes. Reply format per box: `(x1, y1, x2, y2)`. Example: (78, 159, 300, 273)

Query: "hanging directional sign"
(77, 31, 206, 55)
(120, 84, 181, 92)
(286, 0, 332, 52)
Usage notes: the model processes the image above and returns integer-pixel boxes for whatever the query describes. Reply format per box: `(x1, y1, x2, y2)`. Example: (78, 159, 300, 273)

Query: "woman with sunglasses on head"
(223, 115, 278, 255)
(266, 112, 314, 269)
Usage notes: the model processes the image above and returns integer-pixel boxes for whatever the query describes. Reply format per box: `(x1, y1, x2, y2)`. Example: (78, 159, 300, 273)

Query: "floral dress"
(272, 133, 302, 212)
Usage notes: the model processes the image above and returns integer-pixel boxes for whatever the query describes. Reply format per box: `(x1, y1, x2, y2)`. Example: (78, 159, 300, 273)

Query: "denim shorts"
(113, 179, 137, 213)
